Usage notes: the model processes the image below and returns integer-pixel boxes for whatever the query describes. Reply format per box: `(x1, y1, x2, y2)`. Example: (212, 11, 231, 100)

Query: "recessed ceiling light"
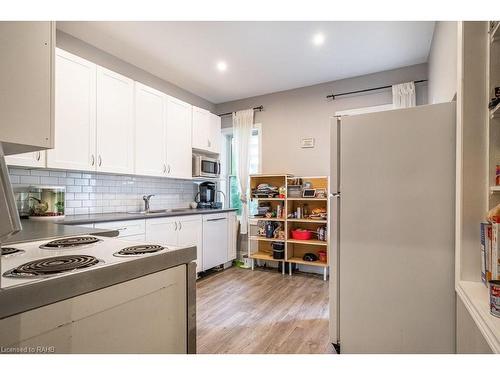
(216, 61, 227, 72)
(312, 33, 325, 46)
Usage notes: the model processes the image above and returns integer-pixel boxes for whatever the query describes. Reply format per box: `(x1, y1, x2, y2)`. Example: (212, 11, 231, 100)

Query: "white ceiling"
(57, 21, 435, 104)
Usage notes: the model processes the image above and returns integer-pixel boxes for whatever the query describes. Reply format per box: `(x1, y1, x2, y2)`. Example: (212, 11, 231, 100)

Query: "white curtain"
(233, 109, 254, 234)
(392, 82, 416, 108)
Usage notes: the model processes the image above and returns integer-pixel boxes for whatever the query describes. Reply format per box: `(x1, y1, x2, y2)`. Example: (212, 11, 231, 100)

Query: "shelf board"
(490, 102, 500, 119)
(249, 252, 283, 262)
(287, 239, 328, 246)
(287, 218, 328, 224)
(249, 217, 285, 222)
(249, 236, 285, 243)
(287, 256, 328, 267)
(251, 197, 285, 201)
(456, 281, 500, 353)
(287, 198, 327, 201)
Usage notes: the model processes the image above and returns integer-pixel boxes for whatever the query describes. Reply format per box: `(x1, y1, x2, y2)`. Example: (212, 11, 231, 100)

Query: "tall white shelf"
(455, 21, 500, 353)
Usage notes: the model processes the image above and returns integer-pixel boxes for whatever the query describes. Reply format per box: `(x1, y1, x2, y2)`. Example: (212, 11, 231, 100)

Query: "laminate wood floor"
(196, 266, 334, 354)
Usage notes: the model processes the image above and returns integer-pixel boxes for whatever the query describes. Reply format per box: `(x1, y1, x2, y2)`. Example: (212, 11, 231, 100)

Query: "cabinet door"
(209, 113, 222, 154)
(6, 151, 46, 168)
(166, 96, 192, 179)
(227, 212, 237, 262)
(134, 83, 167, 177)
(191, 106, 210, 152)
(96, 66, 134, 174)
(202, 214, 228, 271)
(0, 22, 54, 154)
(177, 216, 202, 273)
(47, 49, 96, 171)
(145, 217, 178, 247)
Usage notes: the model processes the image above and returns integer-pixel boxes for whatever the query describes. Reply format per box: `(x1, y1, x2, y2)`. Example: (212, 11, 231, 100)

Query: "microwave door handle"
(217, 161, 221, 175)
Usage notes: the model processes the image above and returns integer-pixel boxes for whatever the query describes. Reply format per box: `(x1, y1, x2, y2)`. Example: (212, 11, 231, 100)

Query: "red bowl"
(291, 229, 312, 240)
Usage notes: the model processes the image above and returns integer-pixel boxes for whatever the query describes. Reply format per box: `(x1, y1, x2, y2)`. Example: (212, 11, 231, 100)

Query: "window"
(221, 124, 261, 216)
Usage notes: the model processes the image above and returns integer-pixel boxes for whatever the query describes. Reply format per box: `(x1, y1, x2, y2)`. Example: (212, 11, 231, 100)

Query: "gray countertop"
(0, 246, 196, 319)
(4, 219, 119, 245)
(58, 207, 238, 226)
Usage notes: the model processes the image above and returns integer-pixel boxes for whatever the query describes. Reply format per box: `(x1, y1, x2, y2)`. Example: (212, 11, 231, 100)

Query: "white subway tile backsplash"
(66, 200, 82, 208)
(49, 170, 67, 177)
(9, 167, 197, 215)
(67, 186, 82, 193)
(40, 176, 60, 185)
(20, 176, 40, 184)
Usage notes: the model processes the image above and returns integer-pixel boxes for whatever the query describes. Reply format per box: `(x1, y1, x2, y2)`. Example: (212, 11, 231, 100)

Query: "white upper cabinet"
(208, 113, 221, 154)
(0, 22, 55, 155)
(134, 83, 167, 177)
(191, 106, 211, 152)
(192, 106, 221, 154)
(96, 67, 135, 174)
(47, 49, 97, 171)
(6, 151, 46, 168)
(166, 96, 193, 179)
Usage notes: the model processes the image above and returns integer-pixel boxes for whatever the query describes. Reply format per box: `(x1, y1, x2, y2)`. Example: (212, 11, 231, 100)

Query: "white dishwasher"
(202, 213, 228, 271)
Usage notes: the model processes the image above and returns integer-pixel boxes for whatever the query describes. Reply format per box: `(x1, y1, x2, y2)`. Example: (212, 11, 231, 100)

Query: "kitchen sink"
(128, 208, 190, 215)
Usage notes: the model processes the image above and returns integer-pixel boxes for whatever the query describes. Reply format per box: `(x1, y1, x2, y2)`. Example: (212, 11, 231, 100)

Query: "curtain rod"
(326, 79, 428, 100)
(217, 105, 264, 117)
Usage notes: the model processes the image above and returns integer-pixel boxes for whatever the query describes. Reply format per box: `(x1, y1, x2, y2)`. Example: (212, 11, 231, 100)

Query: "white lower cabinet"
(202, 213, 229, 271)
(76, 212, 235, 274)
(227, 212, 237, 261)
(93, 219, 146, 242)
(176, 216, 203, 273)
(145, 216, 203, 273)
(145, 217, 178, 246)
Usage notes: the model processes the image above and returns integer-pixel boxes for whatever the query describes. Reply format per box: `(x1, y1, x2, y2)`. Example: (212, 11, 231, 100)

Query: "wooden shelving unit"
(247, 174, 329, 280)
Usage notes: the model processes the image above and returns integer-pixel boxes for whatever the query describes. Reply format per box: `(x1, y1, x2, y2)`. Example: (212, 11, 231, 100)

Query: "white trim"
(335, 103, 393, 117)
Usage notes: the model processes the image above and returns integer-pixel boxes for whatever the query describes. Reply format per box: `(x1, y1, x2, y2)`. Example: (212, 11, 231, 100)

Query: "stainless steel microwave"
(193, 155, 221, 178)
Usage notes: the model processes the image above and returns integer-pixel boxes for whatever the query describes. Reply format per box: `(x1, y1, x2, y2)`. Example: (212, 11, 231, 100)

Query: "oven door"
(199, 158, 220, 178)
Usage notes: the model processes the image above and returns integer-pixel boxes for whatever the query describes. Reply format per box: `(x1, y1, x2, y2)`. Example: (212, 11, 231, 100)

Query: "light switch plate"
(301, 137, 315, 148)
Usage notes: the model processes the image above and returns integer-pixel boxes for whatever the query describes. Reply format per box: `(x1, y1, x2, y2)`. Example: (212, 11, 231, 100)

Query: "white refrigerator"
(329, 102, 456, 353)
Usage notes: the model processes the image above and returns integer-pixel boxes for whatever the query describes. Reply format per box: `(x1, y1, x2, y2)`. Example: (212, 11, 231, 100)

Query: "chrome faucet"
(142, 194, 155, 212)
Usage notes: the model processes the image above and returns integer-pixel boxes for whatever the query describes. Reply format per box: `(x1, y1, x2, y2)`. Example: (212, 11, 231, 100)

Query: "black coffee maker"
(195, 182, 221, 209)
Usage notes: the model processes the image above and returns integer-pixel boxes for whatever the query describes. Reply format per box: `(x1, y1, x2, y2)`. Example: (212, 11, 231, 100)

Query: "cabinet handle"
(174, 221, 178, 231)
(178, 221, 182, 230)
(91, 155, 95, 166)
(163, 163, 167, 173)
(207, 218, 227, 222)
(167, 164, 171, 174)
(36, 152, 41, 161)
(207, 139, 211, 148)
(98, 155, 102, 167)
(116, 227, 127, 232)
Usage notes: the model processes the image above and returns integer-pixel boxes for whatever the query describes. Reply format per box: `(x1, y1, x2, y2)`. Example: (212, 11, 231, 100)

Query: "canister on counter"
(490, 280, 500, 318)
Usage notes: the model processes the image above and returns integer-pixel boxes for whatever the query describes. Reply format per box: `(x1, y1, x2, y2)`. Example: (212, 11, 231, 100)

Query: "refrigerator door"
(338, 102, 456, 353)
(328, 117, 341, 346)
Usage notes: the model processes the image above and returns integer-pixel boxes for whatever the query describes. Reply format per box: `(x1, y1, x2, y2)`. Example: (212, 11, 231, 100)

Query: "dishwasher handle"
(206, 217, 227, 222)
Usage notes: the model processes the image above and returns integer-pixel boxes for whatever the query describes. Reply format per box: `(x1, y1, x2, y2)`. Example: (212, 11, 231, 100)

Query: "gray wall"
(428, 22, 458, 104)
(215, 63, 428, 176)
(56, 30, 215, 112)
